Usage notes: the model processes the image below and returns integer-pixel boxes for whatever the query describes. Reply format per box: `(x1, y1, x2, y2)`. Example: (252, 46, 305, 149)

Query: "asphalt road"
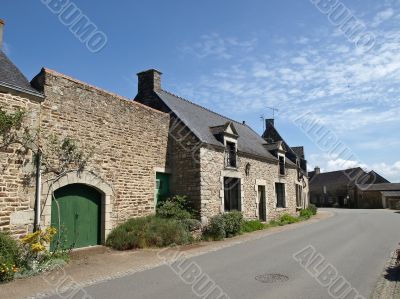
(58, 209, 400, 299)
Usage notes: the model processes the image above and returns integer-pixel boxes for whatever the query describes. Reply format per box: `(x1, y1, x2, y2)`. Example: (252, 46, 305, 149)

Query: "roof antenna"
(267, 106, 279, 119)
(260, 115, 265, 131)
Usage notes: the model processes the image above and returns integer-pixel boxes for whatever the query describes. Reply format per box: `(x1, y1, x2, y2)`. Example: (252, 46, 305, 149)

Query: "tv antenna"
(267, 106, 279, 119)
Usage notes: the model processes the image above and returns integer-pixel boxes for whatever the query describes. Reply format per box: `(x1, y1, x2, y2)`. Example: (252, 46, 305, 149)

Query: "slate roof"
(381, 191, 400, 197)
(291, 146, 305, 158)
(310, 167, 365, 186)
(155, 90, 277, 161)
(357, 183, 400, 191)
(0, 50, 41, 96)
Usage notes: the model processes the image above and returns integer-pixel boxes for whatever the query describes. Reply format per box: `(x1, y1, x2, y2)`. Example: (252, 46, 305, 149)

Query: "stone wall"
(0, 92, 40, 237)
(200, 146, 302, 223)
(0, 68, 170, 239)
(167, 117, 201, 210)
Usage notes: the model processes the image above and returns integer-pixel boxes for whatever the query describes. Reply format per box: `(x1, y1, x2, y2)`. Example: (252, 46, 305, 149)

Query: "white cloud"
(372, 8, 395, 27)
(180, 33, 257, 60)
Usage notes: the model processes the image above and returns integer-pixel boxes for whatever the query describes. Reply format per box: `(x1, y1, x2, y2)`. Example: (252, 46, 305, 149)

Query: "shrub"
(204, 215, 225, 241)
(279, 214, 299, 225)
(157, 195, 197, 220)
(179, 219, 202, 232)
(241, 220, 266, 233)
(0, 233, 20, 282)
(299, 209, 313, 219)
(308, 204, 318, 215)
(222, 211, 243, 237)
(106, 216, 192, 250)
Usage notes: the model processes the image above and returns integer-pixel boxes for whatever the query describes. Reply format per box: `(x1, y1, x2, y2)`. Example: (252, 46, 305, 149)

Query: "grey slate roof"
(155, 90, 277, 161)
(0, 50, 41, 95)
(381, 191, 400, 197)
(310, 168, 365, 186)
(291, 146, 305, 158)
(357, 183, 400, 191)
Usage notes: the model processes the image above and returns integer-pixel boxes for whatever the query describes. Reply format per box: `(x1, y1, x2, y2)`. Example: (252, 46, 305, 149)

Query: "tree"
(0, 107, 93, 177)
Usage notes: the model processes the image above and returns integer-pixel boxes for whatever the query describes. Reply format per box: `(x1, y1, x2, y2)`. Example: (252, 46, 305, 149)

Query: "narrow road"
(57, 209, 400, 299)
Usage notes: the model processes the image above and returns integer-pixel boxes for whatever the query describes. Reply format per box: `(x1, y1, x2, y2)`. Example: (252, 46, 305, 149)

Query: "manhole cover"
(255, 274, 289, 283)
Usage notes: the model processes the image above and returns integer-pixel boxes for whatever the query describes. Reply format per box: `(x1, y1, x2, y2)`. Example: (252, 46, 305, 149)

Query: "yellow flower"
(21, 231, 41, 244)
(46, 227, 57, 236)
(31, 242, 45, 253)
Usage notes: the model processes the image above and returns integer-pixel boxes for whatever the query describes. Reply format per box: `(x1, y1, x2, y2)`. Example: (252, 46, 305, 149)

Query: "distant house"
(309, 167, 390, 208)
(355, 183, 400, 209)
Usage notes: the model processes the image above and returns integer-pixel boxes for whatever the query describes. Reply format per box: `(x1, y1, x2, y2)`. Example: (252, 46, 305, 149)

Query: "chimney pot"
(0, 19, 4, 50)
(315, 166, 320, 175)
(137, 69, 162, 96)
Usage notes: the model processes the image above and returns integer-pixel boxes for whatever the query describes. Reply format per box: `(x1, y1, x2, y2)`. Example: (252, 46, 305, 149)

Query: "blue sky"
(2, 0, 400, 181)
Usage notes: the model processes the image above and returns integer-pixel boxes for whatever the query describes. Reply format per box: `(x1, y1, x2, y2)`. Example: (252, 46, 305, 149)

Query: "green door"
(155, 172, 170, 205)
(51, 184, 101, 250)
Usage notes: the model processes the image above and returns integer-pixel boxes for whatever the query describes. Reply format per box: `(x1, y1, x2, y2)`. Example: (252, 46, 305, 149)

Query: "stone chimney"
(265, 119, 274, 128)
(137, 69, 162, 97)
(0, 19, 4, 50)
(314, 166, 321, 175)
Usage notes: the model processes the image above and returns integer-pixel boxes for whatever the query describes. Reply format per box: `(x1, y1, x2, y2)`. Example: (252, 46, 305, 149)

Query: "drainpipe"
(34, 150, 42, 231)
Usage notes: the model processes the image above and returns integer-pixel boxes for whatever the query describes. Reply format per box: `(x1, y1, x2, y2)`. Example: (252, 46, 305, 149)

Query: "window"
(224, 177, 241, 211)
(296, 184, 303, 207)
(225, 142, 237, 168)
(275, 183, 285, 208)
(279, 155, 285, 175)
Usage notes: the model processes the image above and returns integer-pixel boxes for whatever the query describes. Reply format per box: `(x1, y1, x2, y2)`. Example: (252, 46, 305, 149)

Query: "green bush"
(204, 215, 225, 241)
(299, 209, 313, 219)
(241, 220, 266, 233)
(279, 214, 299, 225)
(156, 195, 197, 220)
(222, 211, 243, 237)
(308, 204, 318, 215)
(179, 219, 202, 232)
(0, 232, 21, 282)
(106, 216, 192, 250)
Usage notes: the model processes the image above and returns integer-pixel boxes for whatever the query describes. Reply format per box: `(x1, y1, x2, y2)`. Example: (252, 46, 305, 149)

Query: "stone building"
(309, 167, 390, 208)
(0, 21, 170, 248)
(0, 21, 310, 248)
(354, 183, 400, 209)
(135, 69, 309, 224)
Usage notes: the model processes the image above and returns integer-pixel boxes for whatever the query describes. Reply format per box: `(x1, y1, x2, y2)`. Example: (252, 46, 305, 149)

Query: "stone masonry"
(0, 68, 170, 239)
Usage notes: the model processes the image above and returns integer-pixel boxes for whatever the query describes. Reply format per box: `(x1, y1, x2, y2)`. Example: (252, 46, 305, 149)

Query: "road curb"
(371, 250, 400, 299)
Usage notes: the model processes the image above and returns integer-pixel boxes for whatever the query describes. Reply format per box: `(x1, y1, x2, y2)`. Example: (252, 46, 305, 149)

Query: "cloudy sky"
(3, 0, 400, 181)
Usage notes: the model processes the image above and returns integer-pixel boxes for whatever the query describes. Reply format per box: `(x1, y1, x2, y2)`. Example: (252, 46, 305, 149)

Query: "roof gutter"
(0, 81, 44, 102)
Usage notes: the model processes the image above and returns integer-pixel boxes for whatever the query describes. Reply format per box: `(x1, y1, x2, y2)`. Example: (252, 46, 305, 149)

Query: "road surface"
(53, 209, 400, 299)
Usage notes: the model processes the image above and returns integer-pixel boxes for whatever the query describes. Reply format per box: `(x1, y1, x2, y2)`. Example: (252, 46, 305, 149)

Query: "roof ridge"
(316, 167, 363, 175)
(160, 89, 247, 127)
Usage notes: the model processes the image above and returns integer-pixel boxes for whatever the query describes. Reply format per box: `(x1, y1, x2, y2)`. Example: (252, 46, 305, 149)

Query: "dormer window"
(226, 142, 237, 168)
(279, 155, 285, 175)
(210, 121, 239, 169)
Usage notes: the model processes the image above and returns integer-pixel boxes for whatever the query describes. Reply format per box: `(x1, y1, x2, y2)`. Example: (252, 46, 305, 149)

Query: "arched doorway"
(51, 184, 102, 249)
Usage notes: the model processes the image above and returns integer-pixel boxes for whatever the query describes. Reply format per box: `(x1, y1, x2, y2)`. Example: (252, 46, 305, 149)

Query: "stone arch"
(41, 170, 114, 243)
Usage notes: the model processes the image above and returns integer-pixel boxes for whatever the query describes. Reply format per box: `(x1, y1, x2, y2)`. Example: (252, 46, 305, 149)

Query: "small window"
(296, 184, 303, 207)
(279, 156, 285, 175)
(225, 142, 237, 168)
(275, 183, 286, 208)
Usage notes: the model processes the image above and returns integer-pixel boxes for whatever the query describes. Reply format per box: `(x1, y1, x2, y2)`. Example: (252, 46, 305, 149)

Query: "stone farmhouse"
(308, 167, 395, 208)
(135, 69, 310, 224)
(0, 20, 309, 249)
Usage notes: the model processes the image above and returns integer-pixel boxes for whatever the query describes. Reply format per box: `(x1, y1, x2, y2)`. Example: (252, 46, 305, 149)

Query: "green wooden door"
(51, 184, 101, 250)
(155, 172, 170, 205)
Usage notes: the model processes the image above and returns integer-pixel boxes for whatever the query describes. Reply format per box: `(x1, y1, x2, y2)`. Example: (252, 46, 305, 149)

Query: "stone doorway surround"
(41, 170, 114, 244)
